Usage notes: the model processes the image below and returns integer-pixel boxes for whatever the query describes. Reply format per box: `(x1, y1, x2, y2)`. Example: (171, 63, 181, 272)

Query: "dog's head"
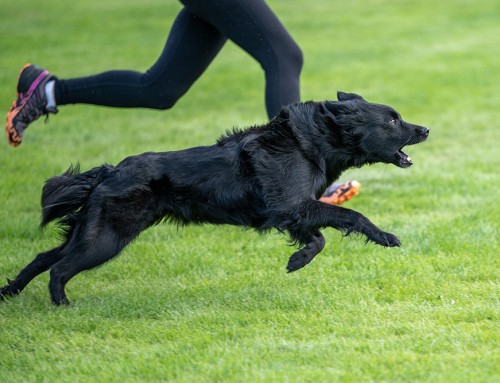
(321, 92, 429, 168)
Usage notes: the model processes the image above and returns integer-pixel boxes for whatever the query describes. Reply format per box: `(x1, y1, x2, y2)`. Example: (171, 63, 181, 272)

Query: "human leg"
(55, 9, 226, 109)
(5, 8, 227, 145)
(181, 0, 303, 118)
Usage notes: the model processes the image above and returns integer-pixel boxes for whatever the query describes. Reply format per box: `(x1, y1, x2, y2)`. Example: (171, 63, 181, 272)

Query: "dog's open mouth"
(395, 148, 413, 168)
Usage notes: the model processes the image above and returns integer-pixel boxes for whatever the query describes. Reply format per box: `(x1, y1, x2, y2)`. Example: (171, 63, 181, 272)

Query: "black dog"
(1, 92, 428, 305)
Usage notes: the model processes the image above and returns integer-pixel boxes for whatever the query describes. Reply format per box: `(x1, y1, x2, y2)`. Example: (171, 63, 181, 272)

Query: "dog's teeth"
(407, 156, 412, 162)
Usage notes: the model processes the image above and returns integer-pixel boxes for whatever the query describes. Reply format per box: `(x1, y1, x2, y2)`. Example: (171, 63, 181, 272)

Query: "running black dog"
(1, 92, 429, 305)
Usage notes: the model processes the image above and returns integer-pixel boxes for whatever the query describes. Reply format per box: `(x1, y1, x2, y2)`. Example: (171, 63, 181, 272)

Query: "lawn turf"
(0, 0, 498, 382)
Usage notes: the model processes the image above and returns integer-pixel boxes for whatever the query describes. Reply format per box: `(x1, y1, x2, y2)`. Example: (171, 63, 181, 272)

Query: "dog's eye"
(389, 119, 398, 126)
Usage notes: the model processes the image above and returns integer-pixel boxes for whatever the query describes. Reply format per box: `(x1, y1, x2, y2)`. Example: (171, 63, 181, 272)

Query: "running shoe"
(6, 64, 57, 147)
(319, 180, 361, 205)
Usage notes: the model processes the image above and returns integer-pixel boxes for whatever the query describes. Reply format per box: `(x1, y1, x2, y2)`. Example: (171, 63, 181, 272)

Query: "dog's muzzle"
(395, 126, 430, 168)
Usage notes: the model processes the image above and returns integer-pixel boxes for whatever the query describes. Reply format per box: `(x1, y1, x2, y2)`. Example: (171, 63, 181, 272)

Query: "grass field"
(0, 0, 499, 381)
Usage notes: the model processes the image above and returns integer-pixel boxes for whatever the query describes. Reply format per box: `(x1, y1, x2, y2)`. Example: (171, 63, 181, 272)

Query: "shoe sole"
(5, 101, 23, 147)
(5, 64, 49, 147)
(319, 180, 361, 205)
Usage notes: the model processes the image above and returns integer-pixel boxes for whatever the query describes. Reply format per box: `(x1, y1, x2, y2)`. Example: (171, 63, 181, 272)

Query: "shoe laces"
(15, 88, 49, 124)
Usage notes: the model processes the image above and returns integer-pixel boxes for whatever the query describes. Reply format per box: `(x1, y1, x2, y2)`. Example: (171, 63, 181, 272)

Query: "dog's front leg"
(287, 231, 325, 273)
(296, 201, 401, 247)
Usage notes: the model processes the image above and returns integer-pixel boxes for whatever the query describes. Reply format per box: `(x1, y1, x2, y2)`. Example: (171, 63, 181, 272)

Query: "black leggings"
(55, 0, 303, 119)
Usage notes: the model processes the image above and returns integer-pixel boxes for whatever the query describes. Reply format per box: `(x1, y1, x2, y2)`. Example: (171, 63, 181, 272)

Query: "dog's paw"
(287, 248, 318, 273)
(286, 233, 325, 273)
(287, 251, 309, 273)
(0, 279, 20, 300)
(372, 231, 401, 247)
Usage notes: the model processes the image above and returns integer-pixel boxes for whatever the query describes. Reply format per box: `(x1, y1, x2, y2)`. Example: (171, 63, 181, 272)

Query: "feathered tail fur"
(40, 163, 114, 227)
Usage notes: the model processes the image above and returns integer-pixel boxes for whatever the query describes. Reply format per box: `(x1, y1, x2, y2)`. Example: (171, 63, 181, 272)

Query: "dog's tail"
(41, 163, 115, 227)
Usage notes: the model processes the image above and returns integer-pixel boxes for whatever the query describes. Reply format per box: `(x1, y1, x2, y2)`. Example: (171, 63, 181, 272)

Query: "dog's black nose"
(416, 127, 429, 137)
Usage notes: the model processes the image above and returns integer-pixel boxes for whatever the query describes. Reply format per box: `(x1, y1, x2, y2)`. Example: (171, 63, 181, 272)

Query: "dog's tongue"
(397, 149, 413, 167)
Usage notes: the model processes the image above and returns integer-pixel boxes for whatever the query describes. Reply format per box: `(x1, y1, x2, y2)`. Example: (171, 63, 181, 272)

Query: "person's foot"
(320, 180, 361, 205)
(6, 64, 57, 147)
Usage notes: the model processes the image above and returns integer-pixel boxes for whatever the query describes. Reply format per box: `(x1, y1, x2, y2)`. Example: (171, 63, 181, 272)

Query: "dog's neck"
(283, 103, 362, 187)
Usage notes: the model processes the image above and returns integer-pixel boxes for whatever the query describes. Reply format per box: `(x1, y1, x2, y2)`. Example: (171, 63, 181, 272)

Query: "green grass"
(1, 0, 499, 381)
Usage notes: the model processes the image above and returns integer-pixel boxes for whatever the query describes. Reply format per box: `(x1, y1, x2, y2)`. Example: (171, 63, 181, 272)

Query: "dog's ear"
(276, 107, 289, 119)
(337, 91, 365, 102)
(321, 101, 350, 118)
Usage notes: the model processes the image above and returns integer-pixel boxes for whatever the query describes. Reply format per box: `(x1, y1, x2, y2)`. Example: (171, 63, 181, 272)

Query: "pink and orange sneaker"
(320, 180, 361, 205)
(6, 64, 57, 147)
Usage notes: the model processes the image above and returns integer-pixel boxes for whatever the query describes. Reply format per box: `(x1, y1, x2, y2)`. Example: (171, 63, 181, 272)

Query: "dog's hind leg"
(48, 224, 141, 305)
(0, 244, 65, 301)
(286, 231, 325, 273)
